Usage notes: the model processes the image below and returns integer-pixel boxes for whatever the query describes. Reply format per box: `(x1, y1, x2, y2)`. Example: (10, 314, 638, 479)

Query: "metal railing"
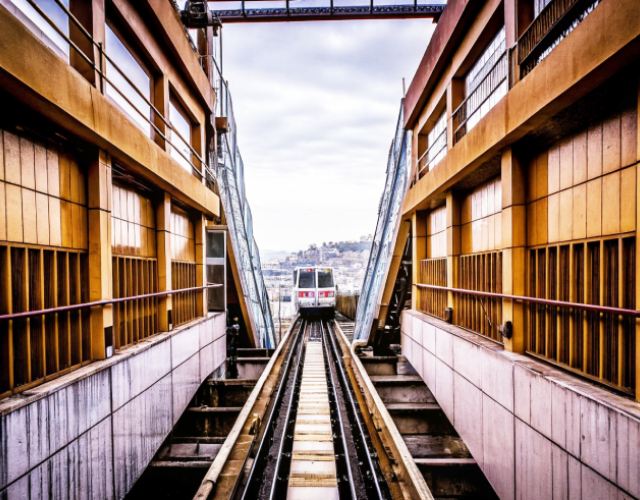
(518, 0, 600, 76)
(416, 127, 446, 178)
(20, 0, 216, 185)
(354, 102, 410, 341)
(208, 55, 276, 349)
(452, 52, 508, 143)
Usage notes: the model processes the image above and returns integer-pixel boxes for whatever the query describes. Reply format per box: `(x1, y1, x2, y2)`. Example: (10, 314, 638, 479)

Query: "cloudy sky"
(219, 17, 436, 253)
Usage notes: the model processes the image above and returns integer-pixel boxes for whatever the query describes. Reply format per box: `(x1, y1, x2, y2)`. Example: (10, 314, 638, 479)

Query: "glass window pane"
(169, 99, 193, 173)
(105, 24, 152, 136)
(10, 0, 70, 58)
(206, 231, 225, 258)
(318, 270, 334, 288)
(298, 271, 316, 288)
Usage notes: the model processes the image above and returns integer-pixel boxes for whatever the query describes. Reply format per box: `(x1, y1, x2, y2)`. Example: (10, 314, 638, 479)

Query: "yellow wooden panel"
(548, 193, 560, 243)
(34, 144, 47, 194)
(19, 138, 35, 190)
(68, 158, 85, 204)
(58, 154, 71, 201)
(572, 183, 587, 240)
(60, 200, 73, 247)
(536, 197, 548, 245)
(620, 166, 636, 233)
(620, 108, 637, 167)
(536, 152, 548, 199)
(548, 147, 560, 194)
(22, 188, 37, 244)
(527, 202, 537, 246)
(71, 204, 86, 249)
(559, 139, 573, 190)
(602, 115, 621, 174)
(48, 197, 61, 246)
(602, 171, 621, 235)
(495, 212, 502, 248)
(586, 178, 602, 237)
(573, 131, 587, 185)
(4, 131, 20, 185)
(0, 182, 5, 240)
(559, 188, 573, 242)
(46, 150, 59, 197)
(5, 184, 22, 242)
(587, 124, 603, 180)
(35, 193, 49, 245)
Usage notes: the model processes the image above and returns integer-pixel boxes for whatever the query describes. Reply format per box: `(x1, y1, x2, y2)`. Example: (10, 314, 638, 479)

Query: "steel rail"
(267, 322, 307, 500)
(238, 317, 305, 499)
(417, 283, 640, 317)
(325, 321, 389, 499)
(321, 320, 357, 499)
(0, 284, 222, 321)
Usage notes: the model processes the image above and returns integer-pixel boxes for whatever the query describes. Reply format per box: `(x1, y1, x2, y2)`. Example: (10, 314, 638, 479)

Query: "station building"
(395, 0, 640, 497)
(0, 1, 250, 496)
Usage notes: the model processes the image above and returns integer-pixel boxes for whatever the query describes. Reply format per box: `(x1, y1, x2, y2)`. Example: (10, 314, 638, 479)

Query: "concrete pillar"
(87, 150, 113, 359)
(445, 192, 461, 310)
(69, 0, 105, 86)
(156, 193, 173, 331)
(447, 79, 464, 147)
(411, 210, 427, 310)
(501, 148, 527, 353)
(154, 75, 170, 150)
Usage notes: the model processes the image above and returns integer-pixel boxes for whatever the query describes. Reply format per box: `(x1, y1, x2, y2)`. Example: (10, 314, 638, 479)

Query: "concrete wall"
(0, 313, 226, 499)
(401, 309, 640, 500)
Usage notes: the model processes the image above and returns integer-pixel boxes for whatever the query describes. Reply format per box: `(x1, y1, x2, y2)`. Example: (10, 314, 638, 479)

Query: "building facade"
(0, 1, 233, 496)
(398, 0, 640, 497)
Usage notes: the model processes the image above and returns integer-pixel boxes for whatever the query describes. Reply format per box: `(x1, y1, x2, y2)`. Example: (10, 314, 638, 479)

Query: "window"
(318, 270, 334, 288)
(9, 0, 70, 58)
(419, 110, 447, 174)
(105, 24, 152, 136)
(464, 27, 507, 132)
(298, 270, 316, 288)
(169, 98, 194, 173)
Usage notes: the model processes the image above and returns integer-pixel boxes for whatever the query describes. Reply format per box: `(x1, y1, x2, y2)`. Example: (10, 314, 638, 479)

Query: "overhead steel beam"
(180, 1, 444, 26)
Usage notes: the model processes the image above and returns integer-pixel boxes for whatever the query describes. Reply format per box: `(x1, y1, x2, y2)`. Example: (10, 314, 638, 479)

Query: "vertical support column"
(154, 75, 170, 150)
(501, 148, 527, 352)
(411, 210, 427, 311)
(446, 192, 461, 312)
(195, 214, 207, 316)
(157, 193, 173, 332)
(69, 0, 105, 86)
(447, 79, 464, 148)
(87, 150, 112, 359)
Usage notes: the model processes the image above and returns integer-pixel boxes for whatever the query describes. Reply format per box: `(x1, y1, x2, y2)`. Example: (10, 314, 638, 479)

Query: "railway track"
(133, 316, 496, 499)
(237, 318, 389, 499)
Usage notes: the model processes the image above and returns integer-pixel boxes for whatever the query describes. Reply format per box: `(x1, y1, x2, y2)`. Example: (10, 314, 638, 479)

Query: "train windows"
(169, 97, 194, 173)
(298, 270, 316, 288)
(318, 269, 334, 288)
(105, 23, 152, 136)
(9, 0, 70, 59)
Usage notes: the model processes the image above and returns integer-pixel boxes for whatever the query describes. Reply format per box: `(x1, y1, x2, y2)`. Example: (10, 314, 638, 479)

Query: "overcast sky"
(219, 18, 436, 253)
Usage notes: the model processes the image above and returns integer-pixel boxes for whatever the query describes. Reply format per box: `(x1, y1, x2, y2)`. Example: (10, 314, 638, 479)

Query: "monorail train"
(292, 266, 336, 317)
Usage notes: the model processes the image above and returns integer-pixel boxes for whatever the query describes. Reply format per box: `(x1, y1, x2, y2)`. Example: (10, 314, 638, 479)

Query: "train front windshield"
(317, 270, 334, 288)
(299, 270, 316, 288)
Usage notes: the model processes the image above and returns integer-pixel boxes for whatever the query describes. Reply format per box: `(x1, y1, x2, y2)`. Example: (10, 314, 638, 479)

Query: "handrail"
(417, 283, 640, 317)
(417, 127, 446, 175)
(23, 0, 215, 182)
(452, 51, 508, 142)
(0, 283, 222, 321)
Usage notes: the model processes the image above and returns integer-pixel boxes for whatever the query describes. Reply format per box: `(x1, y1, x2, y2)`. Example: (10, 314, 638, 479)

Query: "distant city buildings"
(263, 236, 372, 323)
